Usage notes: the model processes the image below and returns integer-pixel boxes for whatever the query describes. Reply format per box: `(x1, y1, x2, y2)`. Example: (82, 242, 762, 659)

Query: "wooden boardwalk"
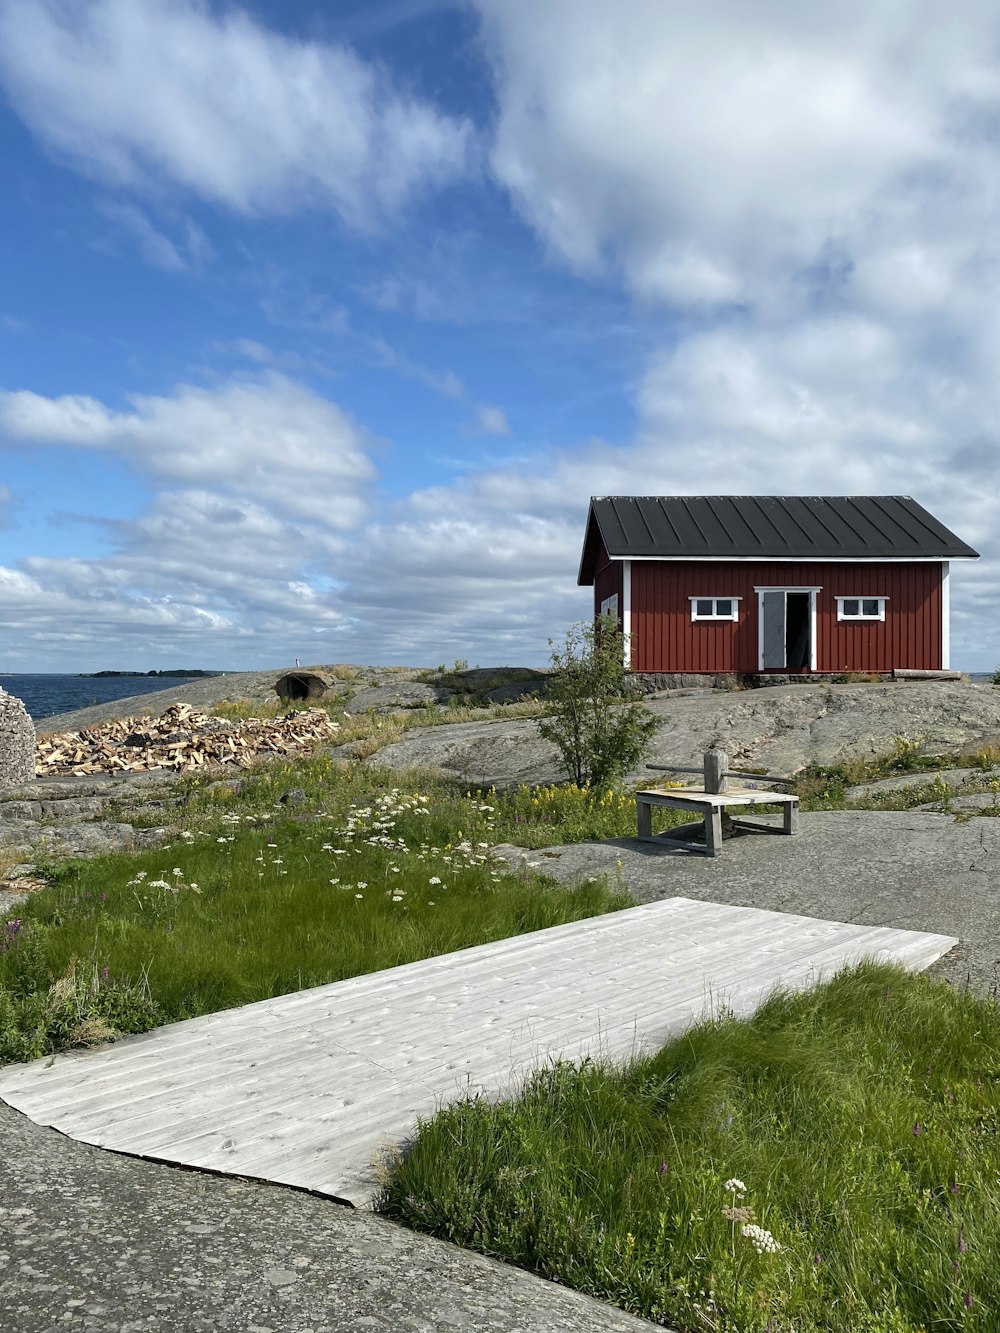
(0, 898, 956, 1206)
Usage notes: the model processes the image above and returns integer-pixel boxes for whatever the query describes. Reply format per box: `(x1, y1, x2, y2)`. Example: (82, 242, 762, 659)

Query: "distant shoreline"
(78, 671, 222, 682)
(78, 670, 223, 679)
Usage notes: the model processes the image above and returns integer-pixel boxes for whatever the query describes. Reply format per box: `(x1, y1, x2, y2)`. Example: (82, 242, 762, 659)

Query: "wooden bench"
(636, 750, 799, 856)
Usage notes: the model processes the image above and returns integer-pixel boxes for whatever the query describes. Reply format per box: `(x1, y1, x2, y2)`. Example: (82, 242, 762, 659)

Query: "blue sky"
(1, 0, 998, 671)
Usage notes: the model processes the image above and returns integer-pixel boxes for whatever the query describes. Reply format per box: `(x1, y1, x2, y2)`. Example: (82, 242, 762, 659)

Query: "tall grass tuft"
(381, 963, 1000, 1332)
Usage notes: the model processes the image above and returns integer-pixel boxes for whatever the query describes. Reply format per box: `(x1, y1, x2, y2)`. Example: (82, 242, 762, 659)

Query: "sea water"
(0, 675, 215, 722)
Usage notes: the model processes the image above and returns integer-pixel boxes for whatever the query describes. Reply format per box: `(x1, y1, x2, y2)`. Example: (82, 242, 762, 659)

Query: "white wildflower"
(741, 1223, 780, 1254)
(429, 876, 442, 885)
(723, 1178, 747, 1195)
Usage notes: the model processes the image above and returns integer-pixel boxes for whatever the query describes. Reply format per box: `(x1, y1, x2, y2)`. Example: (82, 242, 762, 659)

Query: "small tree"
(538, 612, 658, 787)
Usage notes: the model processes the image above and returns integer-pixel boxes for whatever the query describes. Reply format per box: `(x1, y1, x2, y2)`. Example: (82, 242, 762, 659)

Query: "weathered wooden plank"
(0, 902, 891, 1113)
(0, 910, 869, 1118)
(0, 898, 957, 1206)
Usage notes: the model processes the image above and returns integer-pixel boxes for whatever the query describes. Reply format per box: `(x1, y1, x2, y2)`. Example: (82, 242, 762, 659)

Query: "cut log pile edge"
(35, 703, 341, 777)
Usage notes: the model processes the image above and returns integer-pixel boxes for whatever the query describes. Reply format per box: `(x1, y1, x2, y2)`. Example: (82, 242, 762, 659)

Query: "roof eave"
(576, 502, 601, 586)
(593, 552, 979, 563)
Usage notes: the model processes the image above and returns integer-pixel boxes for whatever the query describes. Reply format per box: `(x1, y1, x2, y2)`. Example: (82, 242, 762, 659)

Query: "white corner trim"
(622, 559, 632, 670)
(942, 561, 951, 669)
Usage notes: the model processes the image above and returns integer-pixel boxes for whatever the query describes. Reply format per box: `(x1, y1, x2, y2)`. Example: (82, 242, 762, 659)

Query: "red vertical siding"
(593, 535, 624, 626)
(629, 561, 943, 673)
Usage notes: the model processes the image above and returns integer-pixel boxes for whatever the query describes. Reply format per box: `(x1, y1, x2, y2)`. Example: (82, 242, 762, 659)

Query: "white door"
(761, 592, 786, 668)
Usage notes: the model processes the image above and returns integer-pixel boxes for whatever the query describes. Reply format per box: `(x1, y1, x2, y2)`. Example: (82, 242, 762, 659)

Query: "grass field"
(4, 722, 1000, 1329)
(381, 962, 1000, 1333)
(0, 758, 633, 1065)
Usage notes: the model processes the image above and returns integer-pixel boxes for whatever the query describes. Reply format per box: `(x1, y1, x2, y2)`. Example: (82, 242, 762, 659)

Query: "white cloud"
(472, 405, 511, 437)
(0, 484, 353, 670)
(4, 7, 1000, 672)
(97, 199, 212, 272)
(368, 337, 466, 400)
(0, 374, 377, 526)
(0, 0, 473, 227)
(476, 1, 1000, 310)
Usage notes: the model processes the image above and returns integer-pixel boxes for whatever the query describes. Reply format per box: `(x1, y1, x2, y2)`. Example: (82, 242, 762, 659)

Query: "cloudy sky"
(1, 0, 998, 672)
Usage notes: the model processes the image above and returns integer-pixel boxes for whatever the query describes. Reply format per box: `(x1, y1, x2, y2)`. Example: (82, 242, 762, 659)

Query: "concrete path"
(0, 898, 953, 1216)
(494, 809, 1000, 995)
(0, 1098, 655, 1333)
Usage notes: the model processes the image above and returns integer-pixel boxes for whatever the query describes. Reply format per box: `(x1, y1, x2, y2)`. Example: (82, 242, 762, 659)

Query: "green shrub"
(538, 614, 657, 788)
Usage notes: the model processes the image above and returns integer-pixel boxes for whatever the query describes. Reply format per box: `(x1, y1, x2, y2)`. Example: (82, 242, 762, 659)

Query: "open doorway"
(758, 589, 816, 671)
(785, 593, 810, 669)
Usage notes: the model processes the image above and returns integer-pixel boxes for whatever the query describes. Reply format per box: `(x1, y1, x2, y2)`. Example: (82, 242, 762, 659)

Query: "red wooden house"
(578, 496, 979, 676)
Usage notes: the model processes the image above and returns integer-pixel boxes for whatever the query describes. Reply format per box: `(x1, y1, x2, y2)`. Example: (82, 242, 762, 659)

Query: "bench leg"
(704, 807, 723, 856)
(637, 800, 652, 839)
(784, 801, 799, 834)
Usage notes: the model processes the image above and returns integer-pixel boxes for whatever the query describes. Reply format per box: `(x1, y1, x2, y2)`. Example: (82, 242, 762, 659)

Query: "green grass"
(470, 780, 694, 848)
(0, 760, 628, 1064)
(381, 963, 1000, 1332)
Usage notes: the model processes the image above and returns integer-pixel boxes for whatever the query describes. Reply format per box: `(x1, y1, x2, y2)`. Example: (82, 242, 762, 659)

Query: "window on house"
(837, 597, 887, 622)
(690, 597, 740, 621)
(600, 593, 619, 618)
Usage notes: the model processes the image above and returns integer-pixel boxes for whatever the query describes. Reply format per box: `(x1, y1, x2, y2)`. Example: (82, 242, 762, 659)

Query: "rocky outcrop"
(0, 688, 36, 789)
(355, 718, 563, 788)
(483, 679, 549, 705)
(34, 666, 421, 734)
(370, 680, 1000, 787)
(641, 680, 1000, 775)
(0, 771, 182, 905)
(343, 683, 453, 714)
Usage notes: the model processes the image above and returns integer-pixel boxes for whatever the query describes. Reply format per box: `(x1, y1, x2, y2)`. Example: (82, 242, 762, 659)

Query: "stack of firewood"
(36, 704, 341, 776)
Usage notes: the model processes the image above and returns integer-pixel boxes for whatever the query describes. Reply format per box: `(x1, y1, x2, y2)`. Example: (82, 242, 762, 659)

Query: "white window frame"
(689, 596, 741, 622)
(836, 596, 887, 622)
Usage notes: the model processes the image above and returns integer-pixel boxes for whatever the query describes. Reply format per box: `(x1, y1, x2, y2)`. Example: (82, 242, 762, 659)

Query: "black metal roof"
(578, 496, 978, 584)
